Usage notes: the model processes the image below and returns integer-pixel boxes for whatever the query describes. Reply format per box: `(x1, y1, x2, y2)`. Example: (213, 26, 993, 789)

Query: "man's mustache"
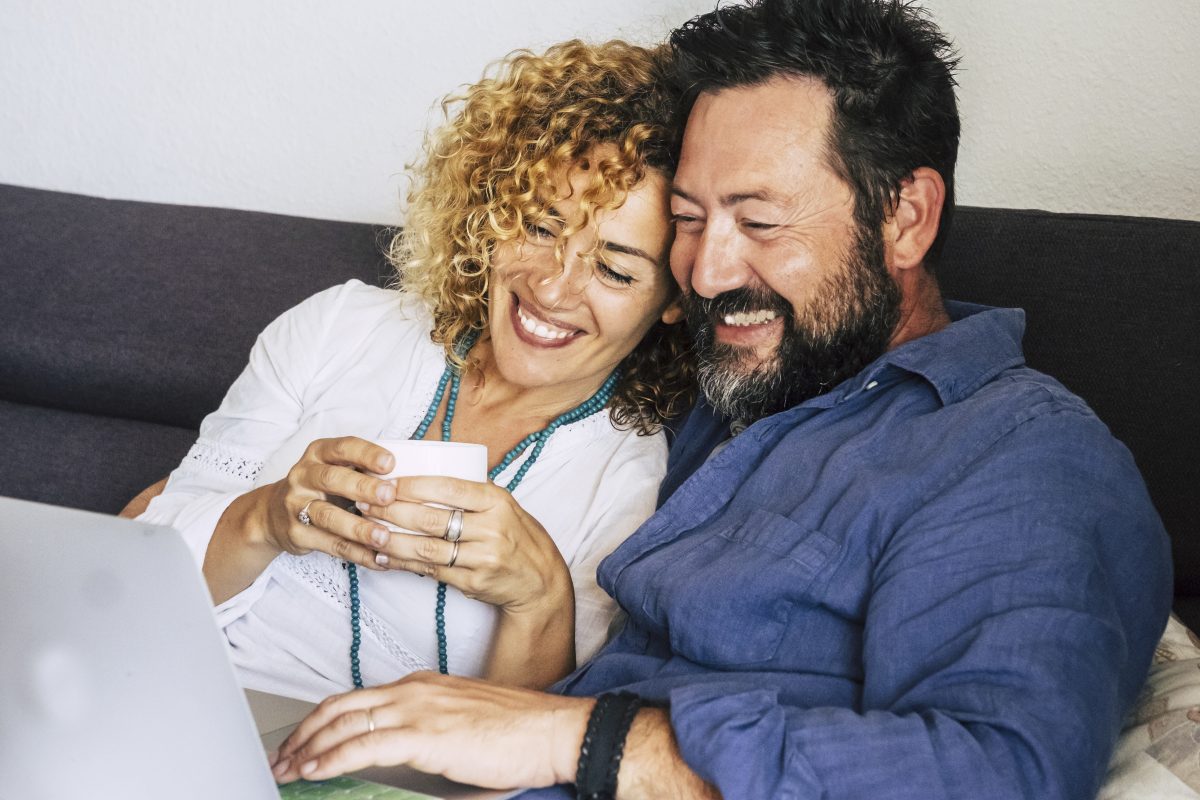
(682, 287, 794, 326)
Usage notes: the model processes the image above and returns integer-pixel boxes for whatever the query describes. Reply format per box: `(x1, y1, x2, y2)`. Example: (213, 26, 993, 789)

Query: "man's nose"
(529, 251, 589, 309)
(687, 224, 752, 299)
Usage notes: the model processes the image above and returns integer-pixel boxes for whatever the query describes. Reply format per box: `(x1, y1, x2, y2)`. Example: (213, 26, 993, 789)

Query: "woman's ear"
(661, 298, 685, 325)
(883, 166, 946, 274)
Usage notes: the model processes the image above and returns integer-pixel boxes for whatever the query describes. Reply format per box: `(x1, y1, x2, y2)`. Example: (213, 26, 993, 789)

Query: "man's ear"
(883, 167, 945, 273)
(661, 298, 685, 325)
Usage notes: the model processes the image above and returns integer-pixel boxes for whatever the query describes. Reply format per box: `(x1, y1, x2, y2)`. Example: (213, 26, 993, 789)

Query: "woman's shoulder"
(255, 280, 439, 383)
(302, 279, 432, 331)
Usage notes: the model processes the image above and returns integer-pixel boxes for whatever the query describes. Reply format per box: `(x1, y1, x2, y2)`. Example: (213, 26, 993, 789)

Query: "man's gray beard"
(687, 223, 901, 424)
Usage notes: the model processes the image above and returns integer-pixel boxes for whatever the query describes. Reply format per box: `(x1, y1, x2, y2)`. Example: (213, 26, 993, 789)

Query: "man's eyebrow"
(601, 240, 657, 266)
(671, 186, 790, 207)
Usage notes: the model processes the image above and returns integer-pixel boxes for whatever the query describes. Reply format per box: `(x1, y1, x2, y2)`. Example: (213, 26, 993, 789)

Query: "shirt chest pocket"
(637, 509, 840, 668)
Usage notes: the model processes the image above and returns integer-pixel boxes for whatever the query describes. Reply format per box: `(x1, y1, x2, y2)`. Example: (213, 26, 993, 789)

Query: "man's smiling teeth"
(516, 304, 575, 340)
(722, 310, 778, 327)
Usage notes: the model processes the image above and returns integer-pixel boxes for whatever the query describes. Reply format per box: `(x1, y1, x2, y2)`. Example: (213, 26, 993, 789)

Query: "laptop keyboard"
(278, 777, 440, 799)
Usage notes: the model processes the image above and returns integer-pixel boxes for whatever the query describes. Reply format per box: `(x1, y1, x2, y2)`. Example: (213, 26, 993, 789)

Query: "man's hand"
(271, 672, 722, 799)
(271, 672, 593, 790)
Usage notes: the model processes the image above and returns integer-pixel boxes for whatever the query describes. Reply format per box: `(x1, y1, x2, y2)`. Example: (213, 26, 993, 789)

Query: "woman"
(136, 39, 692, 702)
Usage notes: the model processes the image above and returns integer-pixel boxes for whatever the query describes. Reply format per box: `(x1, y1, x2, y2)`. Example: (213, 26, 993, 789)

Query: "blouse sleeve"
(566, 433, 667, 664)
(138, 281, 358, 616)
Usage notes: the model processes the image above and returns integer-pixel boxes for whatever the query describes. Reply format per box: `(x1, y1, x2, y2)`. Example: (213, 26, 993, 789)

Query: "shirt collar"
(849, 301, 1027, 406)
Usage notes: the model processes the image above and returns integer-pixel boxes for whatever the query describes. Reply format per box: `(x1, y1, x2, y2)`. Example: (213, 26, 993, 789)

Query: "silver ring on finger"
(446, 539, 460, 568)
(297, 500, 316, 526)
(443, 508, 465, 543)
(366, 706, 376, 734)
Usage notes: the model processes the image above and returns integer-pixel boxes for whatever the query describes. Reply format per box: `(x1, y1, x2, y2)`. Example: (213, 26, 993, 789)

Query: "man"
(273, 1, 1171, 797)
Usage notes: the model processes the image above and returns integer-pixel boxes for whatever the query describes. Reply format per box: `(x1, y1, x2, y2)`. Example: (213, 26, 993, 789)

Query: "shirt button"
(865, 380, 879, 390)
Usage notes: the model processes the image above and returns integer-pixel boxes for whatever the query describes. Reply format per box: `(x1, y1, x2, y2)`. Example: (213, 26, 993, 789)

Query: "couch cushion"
(0, 399, 198, 514)
(0, 183, 390, 430)
(1099, 615, 1200, 798)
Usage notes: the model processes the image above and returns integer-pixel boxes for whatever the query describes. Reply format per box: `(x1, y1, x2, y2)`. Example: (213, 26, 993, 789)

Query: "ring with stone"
(446, 539, 460, 568)
(443, 508, 465, 542)
(297, 500, 316, 526)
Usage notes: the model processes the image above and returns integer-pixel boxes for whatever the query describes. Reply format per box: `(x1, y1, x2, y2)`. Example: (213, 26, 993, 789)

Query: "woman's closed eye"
(522, 219, 560, 241)
(595, 260, 634, 286)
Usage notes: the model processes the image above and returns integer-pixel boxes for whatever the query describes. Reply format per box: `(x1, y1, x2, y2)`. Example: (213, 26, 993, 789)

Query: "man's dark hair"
(668, 0, 961, 268)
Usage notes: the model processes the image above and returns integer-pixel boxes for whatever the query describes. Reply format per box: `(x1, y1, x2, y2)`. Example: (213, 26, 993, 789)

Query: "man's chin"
(710, 339, 778, 373)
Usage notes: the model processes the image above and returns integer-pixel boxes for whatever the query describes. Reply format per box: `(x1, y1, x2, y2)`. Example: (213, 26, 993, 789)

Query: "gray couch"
(1, 182, 1196, 626)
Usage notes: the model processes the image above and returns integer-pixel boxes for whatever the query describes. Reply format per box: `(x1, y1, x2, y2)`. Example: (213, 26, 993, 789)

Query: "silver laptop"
(0, 497, 514, 800)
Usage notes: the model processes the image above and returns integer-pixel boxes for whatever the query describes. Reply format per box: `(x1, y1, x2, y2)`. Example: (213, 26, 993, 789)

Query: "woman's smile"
(510, 293, 584, 347)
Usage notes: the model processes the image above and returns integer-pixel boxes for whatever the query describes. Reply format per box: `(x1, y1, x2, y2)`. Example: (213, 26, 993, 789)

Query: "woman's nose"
(529, 251, 590, 309)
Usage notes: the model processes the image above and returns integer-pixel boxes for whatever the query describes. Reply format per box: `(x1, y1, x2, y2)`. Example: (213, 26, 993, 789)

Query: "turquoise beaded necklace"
(347, 329, 621, 688)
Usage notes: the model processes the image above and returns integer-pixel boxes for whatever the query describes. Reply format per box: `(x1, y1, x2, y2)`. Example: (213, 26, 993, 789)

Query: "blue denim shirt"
(522, 303, 1171, 800)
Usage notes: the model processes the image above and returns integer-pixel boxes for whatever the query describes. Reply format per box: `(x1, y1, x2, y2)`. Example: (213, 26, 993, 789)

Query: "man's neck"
(888, 269, 951, 350)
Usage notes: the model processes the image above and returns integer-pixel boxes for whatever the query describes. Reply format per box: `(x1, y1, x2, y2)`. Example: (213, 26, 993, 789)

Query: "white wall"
(2, 0, 1197, 224)
(0, 0, 713, 224)
(924, 0, 1200, 222)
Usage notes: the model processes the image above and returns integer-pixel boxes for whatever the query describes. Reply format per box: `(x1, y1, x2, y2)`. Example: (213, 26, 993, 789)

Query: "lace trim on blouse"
(186, 439, 265, 484)
(276, 553, 430, 676)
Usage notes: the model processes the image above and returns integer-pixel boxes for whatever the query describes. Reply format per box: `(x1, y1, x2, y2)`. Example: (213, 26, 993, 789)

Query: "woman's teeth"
(722, 310, 778, 327)
(517, 304, 574, 340)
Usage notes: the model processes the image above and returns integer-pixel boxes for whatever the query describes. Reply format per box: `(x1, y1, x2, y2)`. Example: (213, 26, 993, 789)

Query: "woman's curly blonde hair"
(389, 39, 694, 435)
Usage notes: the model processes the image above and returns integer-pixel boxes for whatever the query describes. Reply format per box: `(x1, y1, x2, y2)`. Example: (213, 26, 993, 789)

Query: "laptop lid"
(0, 496, 279, 800)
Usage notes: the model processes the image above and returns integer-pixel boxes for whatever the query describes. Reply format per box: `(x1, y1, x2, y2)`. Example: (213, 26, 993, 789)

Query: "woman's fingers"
(390, 475, 499, 511)
(297, 520, 389, 572)
(297, 499, 394, 556)
(308, 436, 396, 475)
(295, 461, 395, 507)
(357, 499, 461, 539)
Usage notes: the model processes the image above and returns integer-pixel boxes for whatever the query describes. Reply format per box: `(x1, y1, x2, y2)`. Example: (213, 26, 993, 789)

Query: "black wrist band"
(575, 691, 643, 800)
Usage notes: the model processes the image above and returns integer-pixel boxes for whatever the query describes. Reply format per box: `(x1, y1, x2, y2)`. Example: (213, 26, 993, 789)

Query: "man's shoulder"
(953, 361, 1107, 444)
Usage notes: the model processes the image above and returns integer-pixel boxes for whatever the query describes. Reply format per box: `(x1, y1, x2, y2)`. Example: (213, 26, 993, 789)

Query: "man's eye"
(741, 220, 777, 231)
(671, 214, 702, 230)
(596, 261, 634, 285)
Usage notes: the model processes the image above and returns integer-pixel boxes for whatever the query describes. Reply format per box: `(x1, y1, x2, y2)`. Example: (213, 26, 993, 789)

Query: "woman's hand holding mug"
(255, 436, 403, 573)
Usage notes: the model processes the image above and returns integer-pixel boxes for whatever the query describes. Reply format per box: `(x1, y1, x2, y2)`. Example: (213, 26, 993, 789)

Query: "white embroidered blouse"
(140, 280, 666, 701)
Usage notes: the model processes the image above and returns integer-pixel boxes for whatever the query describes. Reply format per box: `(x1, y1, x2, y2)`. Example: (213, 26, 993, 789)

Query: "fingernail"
(376, 485, 393, 504)
(371, 527, 389, 547)
(375, 552, 389, 567)
(301, 760, 318, 776)
(272, 758, 291, 777)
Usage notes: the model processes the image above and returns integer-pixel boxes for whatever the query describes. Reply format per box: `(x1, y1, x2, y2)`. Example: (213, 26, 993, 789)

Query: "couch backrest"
(1, 184, 1196, 621)
(0, 183, 390, 513)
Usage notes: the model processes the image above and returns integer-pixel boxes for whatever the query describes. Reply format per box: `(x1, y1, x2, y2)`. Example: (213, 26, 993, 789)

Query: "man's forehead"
(676, 76, 838, 197)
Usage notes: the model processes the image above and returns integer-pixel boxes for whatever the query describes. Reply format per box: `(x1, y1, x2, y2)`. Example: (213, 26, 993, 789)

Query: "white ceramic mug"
(369, 440, 487, 534)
